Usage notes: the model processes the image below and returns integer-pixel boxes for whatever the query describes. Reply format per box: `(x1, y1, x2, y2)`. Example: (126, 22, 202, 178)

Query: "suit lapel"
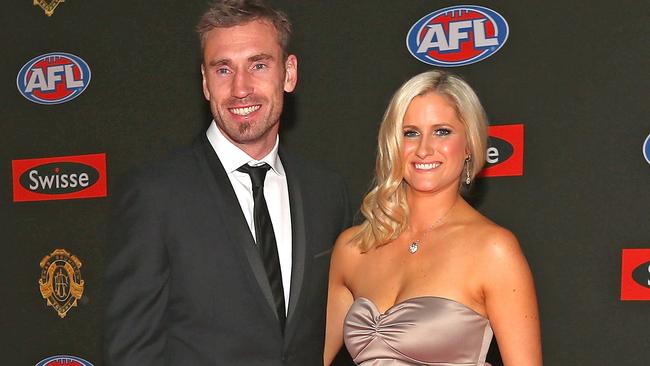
(283, 150, 306, 322)
(194, 136, 278, 319)
(280, 148, 309, 342)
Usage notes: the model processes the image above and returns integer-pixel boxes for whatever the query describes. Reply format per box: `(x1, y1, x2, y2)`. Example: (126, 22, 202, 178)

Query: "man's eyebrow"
(207, 54, 273, 67)
(249, 53, 274, 62)
(208, 58, 231, 67)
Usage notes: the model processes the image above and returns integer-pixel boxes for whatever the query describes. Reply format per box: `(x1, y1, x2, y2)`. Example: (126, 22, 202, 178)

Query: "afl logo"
(36, 355, 93, 366)
(17, 52, 91, 105)
(406, 5, 509, 67)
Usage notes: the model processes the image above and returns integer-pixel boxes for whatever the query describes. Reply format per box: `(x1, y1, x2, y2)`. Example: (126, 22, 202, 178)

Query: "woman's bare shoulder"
(332, 225, 365, 261)
(461, 211, 523, 261)
(336, 225, 363, 244)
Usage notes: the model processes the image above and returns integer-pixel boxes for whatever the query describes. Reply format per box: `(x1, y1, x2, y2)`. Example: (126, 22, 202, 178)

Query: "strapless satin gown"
(343, 296, 493, 365)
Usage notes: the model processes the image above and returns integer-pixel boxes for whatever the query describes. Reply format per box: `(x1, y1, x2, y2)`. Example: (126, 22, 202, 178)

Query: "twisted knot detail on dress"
(344, 296, 493, 365)
(237, 163, 286, 333)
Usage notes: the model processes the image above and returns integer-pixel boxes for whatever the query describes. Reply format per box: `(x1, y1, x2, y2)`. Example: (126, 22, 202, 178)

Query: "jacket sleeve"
(104, 172, 170, 365)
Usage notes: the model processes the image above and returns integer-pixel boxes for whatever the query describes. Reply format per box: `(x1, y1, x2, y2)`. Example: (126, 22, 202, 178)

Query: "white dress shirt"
(206, 121, 292, 313)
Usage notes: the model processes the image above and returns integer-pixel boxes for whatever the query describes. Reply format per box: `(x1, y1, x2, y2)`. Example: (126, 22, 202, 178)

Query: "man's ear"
(283, 55, 298, 93)
(200, 64, 210, 100)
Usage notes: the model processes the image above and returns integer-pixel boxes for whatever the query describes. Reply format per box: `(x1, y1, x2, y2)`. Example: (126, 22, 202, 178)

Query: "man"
(104, 1, 351, 365)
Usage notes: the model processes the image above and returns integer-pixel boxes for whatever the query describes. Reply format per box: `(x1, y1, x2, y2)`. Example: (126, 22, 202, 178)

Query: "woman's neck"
(405, 185, 461, 232)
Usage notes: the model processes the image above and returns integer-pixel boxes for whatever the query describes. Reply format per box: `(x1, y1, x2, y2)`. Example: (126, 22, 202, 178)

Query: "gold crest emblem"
(34, 0, 65, 17)
(39, 248, 85, 318)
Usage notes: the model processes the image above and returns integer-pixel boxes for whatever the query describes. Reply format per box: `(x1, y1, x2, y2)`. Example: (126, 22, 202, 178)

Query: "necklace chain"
(408, 200, 458, 254)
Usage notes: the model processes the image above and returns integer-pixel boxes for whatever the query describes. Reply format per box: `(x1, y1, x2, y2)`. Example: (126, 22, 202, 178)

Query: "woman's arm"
(482, 228, 542, 366)
(323, 228, 357, 365)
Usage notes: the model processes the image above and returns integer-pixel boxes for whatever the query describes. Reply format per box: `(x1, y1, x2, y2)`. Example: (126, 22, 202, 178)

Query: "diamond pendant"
(408, 242, 418, 254)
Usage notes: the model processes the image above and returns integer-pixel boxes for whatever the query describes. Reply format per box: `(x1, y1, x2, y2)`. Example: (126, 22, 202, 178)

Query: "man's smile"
(229, 104, 261, 116)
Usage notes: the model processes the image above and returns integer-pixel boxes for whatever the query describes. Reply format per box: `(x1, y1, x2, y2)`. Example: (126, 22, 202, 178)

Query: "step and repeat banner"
(2, 1, 648, 365)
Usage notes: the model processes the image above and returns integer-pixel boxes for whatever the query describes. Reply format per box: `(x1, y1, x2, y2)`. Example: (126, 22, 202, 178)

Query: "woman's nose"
(415, 136, 434, 158)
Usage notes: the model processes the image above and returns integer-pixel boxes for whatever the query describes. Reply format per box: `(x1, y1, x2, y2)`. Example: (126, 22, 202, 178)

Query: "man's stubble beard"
(238, 120, 252, 135)
(213, 107, 280, 145)
(211, 84, 285, 145)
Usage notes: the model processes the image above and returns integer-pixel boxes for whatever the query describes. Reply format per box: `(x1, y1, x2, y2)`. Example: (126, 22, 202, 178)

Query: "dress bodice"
(343, 296, 493, 366)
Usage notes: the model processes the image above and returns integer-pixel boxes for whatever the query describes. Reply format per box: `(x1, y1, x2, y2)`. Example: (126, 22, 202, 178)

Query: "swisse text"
(20, 162, 99, 194)
(28, 170, 89, 190)
(485, 136, 513, 167)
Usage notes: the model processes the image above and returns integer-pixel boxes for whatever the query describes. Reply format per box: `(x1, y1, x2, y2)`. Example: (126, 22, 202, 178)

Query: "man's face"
(201, 20, 297, 158)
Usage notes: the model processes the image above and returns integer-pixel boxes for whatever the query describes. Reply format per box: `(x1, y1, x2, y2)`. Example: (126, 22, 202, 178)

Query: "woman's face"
(401, 92, 468, 194)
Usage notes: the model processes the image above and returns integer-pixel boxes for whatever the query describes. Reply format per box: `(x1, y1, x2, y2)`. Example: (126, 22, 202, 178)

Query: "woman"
(324, 71, 541, 366)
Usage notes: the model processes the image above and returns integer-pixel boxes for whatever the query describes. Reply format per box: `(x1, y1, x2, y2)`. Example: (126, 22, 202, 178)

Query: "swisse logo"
(621, 248, 650, 301)
(632, 261, 650, 289)
(485, 136, 513, 168)
(12, 153, 107, 202)
(406, 5, 509, 67)
(36, 355, 93, 366)
(479, 124, 524, 178)
(17, 52, 91, 105)
(20, 162, 99, 194)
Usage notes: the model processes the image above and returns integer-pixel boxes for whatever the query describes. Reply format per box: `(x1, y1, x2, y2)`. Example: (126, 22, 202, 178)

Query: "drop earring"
(464, 155, 472, 185)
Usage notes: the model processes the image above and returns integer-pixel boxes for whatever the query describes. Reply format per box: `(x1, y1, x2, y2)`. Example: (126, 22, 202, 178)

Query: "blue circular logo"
(643, 135, 650, 164)
(17, 52, 91, 105)
(406, 5, 509, 67)
(36, 355, 94, 366)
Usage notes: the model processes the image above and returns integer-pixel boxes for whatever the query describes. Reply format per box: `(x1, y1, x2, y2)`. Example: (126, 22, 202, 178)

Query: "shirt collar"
(206, 120, 284, 176)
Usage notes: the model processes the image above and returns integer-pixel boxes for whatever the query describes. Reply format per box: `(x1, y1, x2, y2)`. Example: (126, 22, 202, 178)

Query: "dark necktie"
(237, 163, 286, 332)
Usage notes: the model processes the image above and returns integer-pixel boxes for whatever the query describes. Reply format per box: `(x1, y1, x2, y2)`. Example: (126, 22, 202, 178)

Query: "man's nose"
(231, 70, 253, 99)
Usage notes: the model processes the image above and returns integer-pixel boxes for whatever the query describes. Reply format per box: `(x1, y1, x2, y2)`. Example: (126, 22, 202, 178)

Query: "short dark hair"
(196, 0, 292, 58)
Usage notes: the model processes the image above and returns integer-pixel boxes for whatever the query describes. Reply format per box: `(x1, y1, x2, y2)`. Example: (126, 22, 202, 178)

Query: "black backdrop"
(2, 1, 649, 365)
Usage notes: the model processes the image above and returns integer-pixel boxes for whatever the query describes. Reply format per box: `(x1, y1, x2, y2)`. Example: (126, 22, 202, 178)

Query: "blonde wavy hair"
(352, 70, 488, 252)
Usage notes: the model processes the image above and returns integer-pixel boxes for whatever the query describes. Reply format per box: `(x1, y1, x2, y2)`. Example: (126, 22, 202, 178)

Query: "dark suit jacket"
(104, 135, 351, 365)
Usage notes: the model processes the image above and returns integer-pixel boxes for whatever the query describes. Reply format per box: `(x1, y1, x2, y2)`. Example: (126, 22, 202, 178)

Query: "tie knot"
(237, 163, 271, 190)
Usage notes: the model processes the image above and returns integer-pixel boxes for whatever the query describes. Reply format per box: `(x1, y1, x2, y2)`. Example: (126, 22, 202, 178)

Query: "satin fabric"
(344, 296, 493, 366)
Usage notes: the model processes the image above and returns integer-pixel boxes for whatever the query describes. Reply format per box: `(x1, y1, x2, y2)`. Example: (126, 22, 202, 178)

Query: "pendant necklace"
(408, 200, 458, 254)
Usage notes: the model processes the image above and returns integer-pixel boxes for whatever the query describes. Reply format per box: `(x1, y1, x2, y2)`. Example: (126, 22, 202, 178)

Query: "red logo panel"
(479, 123, 524, 177)
(12, 153, 107, 202)
(621, 248, 650, 301)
